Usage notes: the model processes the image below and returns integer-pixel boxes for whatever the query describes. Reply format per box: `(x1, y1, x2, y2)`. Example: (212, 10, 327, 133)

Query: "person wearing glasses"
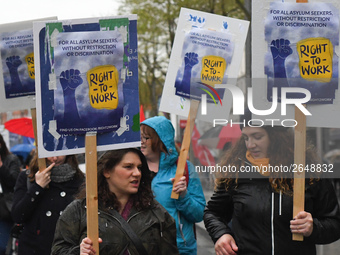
(141, 116, 206, 255)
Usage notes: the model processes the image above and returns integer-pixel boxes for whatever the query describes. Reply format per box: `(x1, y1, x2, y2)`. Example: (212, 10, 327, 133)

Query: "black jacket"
(12, 170, 84, 255)
(0, 153, 21, 221)
(51, 198, 179, 255)
(0, 154, 21, 193)
(204, 177, 340, 255)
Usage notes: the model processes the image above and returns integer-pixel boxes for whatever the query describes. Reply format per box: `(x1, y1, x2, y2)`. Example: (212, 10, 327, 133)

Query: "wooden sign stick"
(171, 100, 200, 199)
(293, 106, 306, 241)
(31, 108, 46, 171)
(293, 0, 308, 241)
(85, 133, 99, 253)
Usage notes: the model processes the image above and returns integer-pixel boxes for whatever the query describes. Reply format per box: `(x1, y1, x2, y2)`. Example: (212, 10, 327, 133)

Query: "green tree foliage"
(118, 0, 249, 116)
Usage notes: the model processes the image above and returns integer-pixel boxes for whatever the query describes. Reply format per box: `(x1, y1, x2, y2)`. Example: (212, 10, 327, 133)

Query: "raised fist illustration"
(60, 69, 83, 91)
(60, 69, 82, 123)
(175, 52, 200, 95)
(184, 52, 199, 68)
(6, 56, 23, 90)
(270, 39, 293, 60)
(6, 56, 22, 71)
(270, 39, 292, 97)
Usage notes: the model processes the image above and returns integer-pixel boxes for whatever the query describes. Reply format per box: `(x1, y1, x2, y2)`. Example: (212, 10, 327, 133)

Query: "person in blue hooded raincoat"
(141, 116, 206, 255)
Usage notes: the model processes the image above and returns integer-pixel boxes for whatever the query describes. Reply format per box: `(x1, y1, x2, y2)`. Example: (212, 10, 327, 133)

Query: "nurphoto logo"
(200, 85, 312, 128)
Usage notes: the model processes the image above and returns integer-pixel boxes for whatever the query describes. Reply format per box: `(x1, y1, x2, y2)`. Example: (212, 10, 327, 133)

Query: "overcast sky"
(0, 0, 121, 24)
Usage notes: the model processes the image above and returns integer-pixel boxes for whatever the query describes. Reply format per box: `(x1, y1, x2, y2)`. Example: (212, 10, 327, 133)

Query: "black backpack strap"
(109, 209, 149, 255)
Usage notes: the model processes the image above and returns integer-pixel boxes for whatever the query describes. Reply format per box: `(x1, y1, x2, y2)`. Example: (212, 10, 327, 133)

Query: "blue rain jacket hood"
(142, 116, 178, 168)
(141, 116, 206, 255)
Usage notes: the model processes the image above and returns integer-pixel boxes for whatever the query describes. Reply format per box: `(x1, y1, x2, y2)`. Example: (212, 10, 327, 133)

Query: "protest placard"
(0, 18, 56, 112)
(252, 0, 340, 128)
(264, 1, 338, 103)
(34, 15, 140, 158)
(159, 8, 249, 123)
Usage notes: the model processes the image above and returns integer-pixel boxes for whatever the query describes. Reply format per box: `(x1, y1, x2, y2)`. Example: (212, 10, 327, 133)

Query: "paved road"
(196, 178, 215, 255)
(317, 240, 340, 255)
(197, 221, 215, 255)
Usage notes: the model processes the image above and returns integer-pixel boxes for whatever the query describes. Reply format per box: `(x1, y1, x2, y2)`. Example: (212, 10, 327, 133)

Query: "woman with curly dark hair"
(204, 125, 340, 255)
(51, 148, 178, 255)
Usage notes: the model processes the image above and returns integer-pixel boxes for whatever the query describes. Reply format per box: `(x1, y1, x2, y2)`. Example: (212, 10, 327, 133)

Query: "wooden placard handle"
(31, 108, 46, 171)
(85, 133, 99, 253)
(293, 105, 306, 241)
(293, 0, 308, 241)
(171, 100, 200, 199)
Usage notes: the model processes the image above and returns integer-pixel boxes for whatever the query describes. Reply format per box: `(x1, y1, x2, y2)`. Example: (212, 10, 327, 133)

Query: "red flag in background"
(192, 126, 216, 166)
(140, 105, 146, 122)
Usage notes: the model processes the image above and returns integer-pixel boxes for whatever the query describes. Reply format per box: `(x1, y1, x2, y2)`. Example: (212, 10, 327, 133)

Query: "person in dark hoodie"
(204, 122, 340, 255)
(141, 116, 206, 255)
